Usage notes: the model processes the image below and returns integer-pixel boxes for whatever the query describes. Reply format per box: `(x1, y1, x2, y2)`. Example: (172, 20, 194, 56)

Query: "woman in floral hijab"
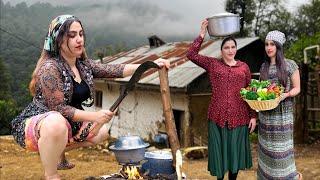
(11, 15, 169, 180)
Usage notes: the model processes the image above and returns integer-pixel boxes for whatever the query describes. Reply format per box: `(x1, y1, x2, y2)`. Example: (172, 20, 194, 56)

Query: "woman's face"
(221, 40, 237, 61)
(265, 40, 277, 58)
(60, 21, 84, 59)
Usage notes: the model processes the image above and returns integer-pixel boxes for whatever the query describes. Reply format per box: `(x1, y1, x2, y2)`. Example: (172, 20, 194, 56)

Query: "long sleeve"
(186, 36, 214, 71)
(38, 62, 76, 119)
(87, 59, 125, 78)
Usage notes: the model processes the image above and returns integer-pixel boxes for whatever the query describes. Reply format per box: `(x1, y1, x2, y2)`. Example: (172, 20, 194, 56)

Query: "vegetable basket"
(244, 96, 281, 112)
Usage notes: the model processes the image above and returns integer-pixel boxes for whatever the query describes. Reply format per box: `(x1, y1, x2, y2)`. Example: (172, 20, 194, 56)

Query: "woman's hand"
(96, 110, 114, 124)
(248, 118, 256, 133)
(280, 92, 290, 102)
(154, 58, 170, 69)
(200, 19, 209, 38)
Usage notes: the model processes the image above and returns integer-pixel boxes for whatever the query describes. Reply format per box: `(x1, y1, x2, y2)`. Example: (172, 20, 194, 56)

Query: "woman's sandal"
(57, 159, 75, 170)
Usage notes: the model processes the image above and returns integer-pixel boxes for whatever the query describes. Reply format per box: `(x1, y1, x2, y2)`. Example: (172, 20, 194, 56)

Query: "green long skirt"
(208, 121, 252, 178)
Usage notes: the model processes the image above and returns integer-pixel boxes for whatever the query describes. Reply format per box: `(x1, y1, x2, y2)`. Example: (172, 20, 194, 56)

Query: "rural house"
(85, 36, 265, 147)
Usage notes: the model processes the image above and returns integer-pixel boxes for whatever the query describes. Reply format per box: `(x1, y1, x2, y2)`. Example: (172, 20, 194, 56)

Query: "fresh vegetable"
(245, 91, 259, 100)
(240, 80, 284, 101)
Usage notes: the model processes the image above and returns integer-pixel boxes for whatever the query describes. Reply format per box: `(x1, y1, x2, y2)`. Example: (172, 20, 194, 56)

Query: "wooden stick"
(158, 67, 181, 166)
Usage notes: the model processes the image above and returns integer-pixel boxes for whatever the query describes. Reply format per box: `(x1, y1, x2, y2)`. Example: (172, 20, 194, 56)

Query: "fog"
(2, 0, 310, 41)
(2, 0, 226, 38)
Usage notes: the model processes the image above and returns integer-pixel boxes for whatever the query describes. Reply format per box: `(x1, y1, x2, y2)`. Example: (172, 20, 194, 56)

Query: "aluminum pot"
(109, 135, 149, 164)
(207, 12, 240, 37)
(142, 150, 175, 176)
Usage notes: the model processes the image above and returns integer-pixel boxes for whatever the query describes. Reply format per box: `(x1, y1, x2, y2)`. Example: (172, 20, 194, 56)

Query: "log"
(158, 67, 181, 166)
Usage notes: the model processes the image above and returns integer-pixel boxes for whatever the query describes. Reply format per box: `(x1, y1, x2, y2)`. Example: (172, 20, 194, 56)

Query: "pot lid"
(109, 135, 149, 150)
(208, 12, 239, 18)
(145, 150, 173, 160)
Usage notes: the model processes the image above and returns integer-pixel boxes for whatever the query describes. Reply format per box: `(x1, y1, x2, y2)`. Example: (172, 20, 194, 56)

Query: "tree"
(0, 100, 18, 135)
(0, 57, 12, 100)
(225, 0, 256, 37)
(286, 32, 320, 67)
(253, 0, 282, 36)
(0, 57, 18, 135)
(293, 0, 320, 38)
(258, 5, 294, 46)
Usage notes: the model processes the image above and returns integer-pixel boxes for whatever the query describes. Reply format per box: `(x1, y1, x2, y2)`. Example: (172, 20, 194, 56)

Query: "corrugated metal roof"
(100, 37, 260, 88)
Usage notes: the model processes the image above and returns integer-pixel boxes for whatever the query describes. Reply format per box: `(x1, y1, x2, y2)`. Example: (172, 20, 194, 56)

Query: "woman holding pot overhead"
(257, 30, 301, 179)
(11, 14, 169, 180)
(187, 19, 257, 180)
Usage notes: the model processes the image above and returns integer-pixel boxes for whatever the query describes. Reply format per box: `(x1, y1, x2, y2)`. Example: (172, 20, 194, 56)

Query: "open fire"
(122, 165, 143, 179)
(85, 164, 181, 180)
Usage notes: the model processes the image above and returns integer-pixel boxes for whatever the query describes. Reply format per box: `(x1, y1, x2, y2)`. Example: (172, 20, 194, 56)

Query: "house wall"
(188, 95, 211, 146)
(87, 82, 189, 142)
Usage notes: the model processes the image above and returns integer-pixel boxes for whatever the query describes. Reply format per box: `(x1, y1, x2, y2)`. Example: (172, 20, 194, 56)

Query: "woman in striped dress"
(258, 30, 301, 179)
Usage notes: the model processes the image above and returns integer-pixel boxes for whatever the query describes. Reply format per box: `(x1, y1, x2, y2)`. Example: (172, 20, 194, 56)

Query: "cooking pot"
(142, 150, 175, 176)
(109, 135, 149, 164)
(207, 12, 240, 37)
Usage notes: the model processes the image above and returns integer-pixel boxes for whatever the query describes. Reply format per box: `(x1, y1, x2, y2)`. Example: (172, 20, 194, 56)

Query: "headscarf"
(265, 30, 286, 46)
(43, 14, 76, 55)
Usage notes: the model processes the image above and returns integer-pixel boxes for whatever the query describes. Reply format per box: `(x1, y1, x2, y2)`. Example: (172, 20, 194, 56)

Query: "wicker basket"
(244, 96, 281, 112)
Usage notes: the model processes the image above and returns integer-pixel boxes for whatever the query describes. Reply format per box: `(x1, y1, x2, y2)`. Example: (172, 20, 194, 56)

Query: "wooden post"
(301, 63, 309, 142)
(158, 67, 181, 166)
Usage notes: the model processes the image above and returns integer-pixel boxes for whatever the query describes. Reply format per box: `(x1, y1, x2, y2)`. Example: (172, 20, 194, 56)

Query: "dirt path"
(1, 136, 320, 180)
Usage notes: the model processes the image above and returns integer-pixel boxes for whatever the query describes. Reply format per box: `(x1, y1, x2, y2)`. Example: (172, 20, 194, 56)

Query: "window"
(95, 90, 103, 108)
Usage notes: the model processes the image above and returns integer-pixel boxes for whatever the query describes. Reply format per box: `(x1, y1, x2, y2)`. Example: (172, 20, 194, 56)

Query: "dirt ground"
(1, 135, 320, 180)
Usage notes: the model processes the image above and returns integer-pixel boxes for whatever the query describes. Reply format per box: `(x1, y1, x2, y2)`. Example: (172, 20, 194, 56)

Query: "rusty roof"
(97, 37, 260, 88)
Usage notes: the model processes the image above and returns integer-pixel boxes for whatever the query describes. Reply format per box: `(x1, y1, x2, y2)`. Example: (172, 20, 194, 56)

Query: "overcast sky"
(2, 0, 311, 38)
(3, 0, 310, 11)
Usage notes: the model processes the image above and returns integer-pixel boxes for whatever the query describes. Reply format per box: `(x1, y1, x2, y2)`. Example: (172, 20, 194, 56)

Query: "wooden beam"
(158, 67, 181, 166)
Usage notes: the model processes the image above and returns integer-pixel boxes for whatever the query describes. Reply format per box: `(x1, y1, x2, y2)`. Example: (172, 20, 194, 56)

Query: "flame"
(124, 166, 143, 179)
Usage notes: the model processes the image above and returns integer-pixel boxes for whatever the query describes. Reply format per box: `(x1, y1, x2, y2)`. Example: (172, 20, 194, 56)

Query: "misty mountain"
(0, 0, 197, 108)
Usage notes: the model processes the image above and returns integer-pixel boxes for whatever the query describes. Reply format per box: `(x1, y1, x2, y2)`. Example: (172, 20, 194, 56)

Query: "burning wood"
(121, 166, 143, 179)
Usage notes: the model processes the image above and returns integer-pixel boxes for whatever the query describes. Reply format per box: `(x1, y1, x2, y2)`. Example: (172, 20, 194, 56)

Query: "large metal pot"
(207, 12, 240, 37)
(109, 135, 149, 164)
(142, 150, 175, 176)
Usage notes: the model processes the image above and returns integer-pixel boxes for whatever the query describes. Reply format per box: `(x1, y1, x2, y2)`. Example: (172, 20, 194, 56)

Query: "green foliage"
(0, 100, 19, 135)
(249, 132, 258, 143)
(0, 56, 19, 135)
(225, 0, 256, 37)
(258, 6, 294, 44)
(0, 1, 134, 109)
(0, 1, 71, 108)
(252, 0, 282, 36)
(293, 0, 320, 37)
(0, 57, 12, 100)
(286, 32, 320, 68)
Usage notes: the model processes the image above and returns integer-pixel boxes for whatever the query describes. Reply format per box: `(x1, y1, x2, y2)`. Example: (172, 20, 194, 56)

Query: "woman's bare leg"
(64, 124, 109, 151)
(89, 124, 109, 144)
(38, 112, 69, 179)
